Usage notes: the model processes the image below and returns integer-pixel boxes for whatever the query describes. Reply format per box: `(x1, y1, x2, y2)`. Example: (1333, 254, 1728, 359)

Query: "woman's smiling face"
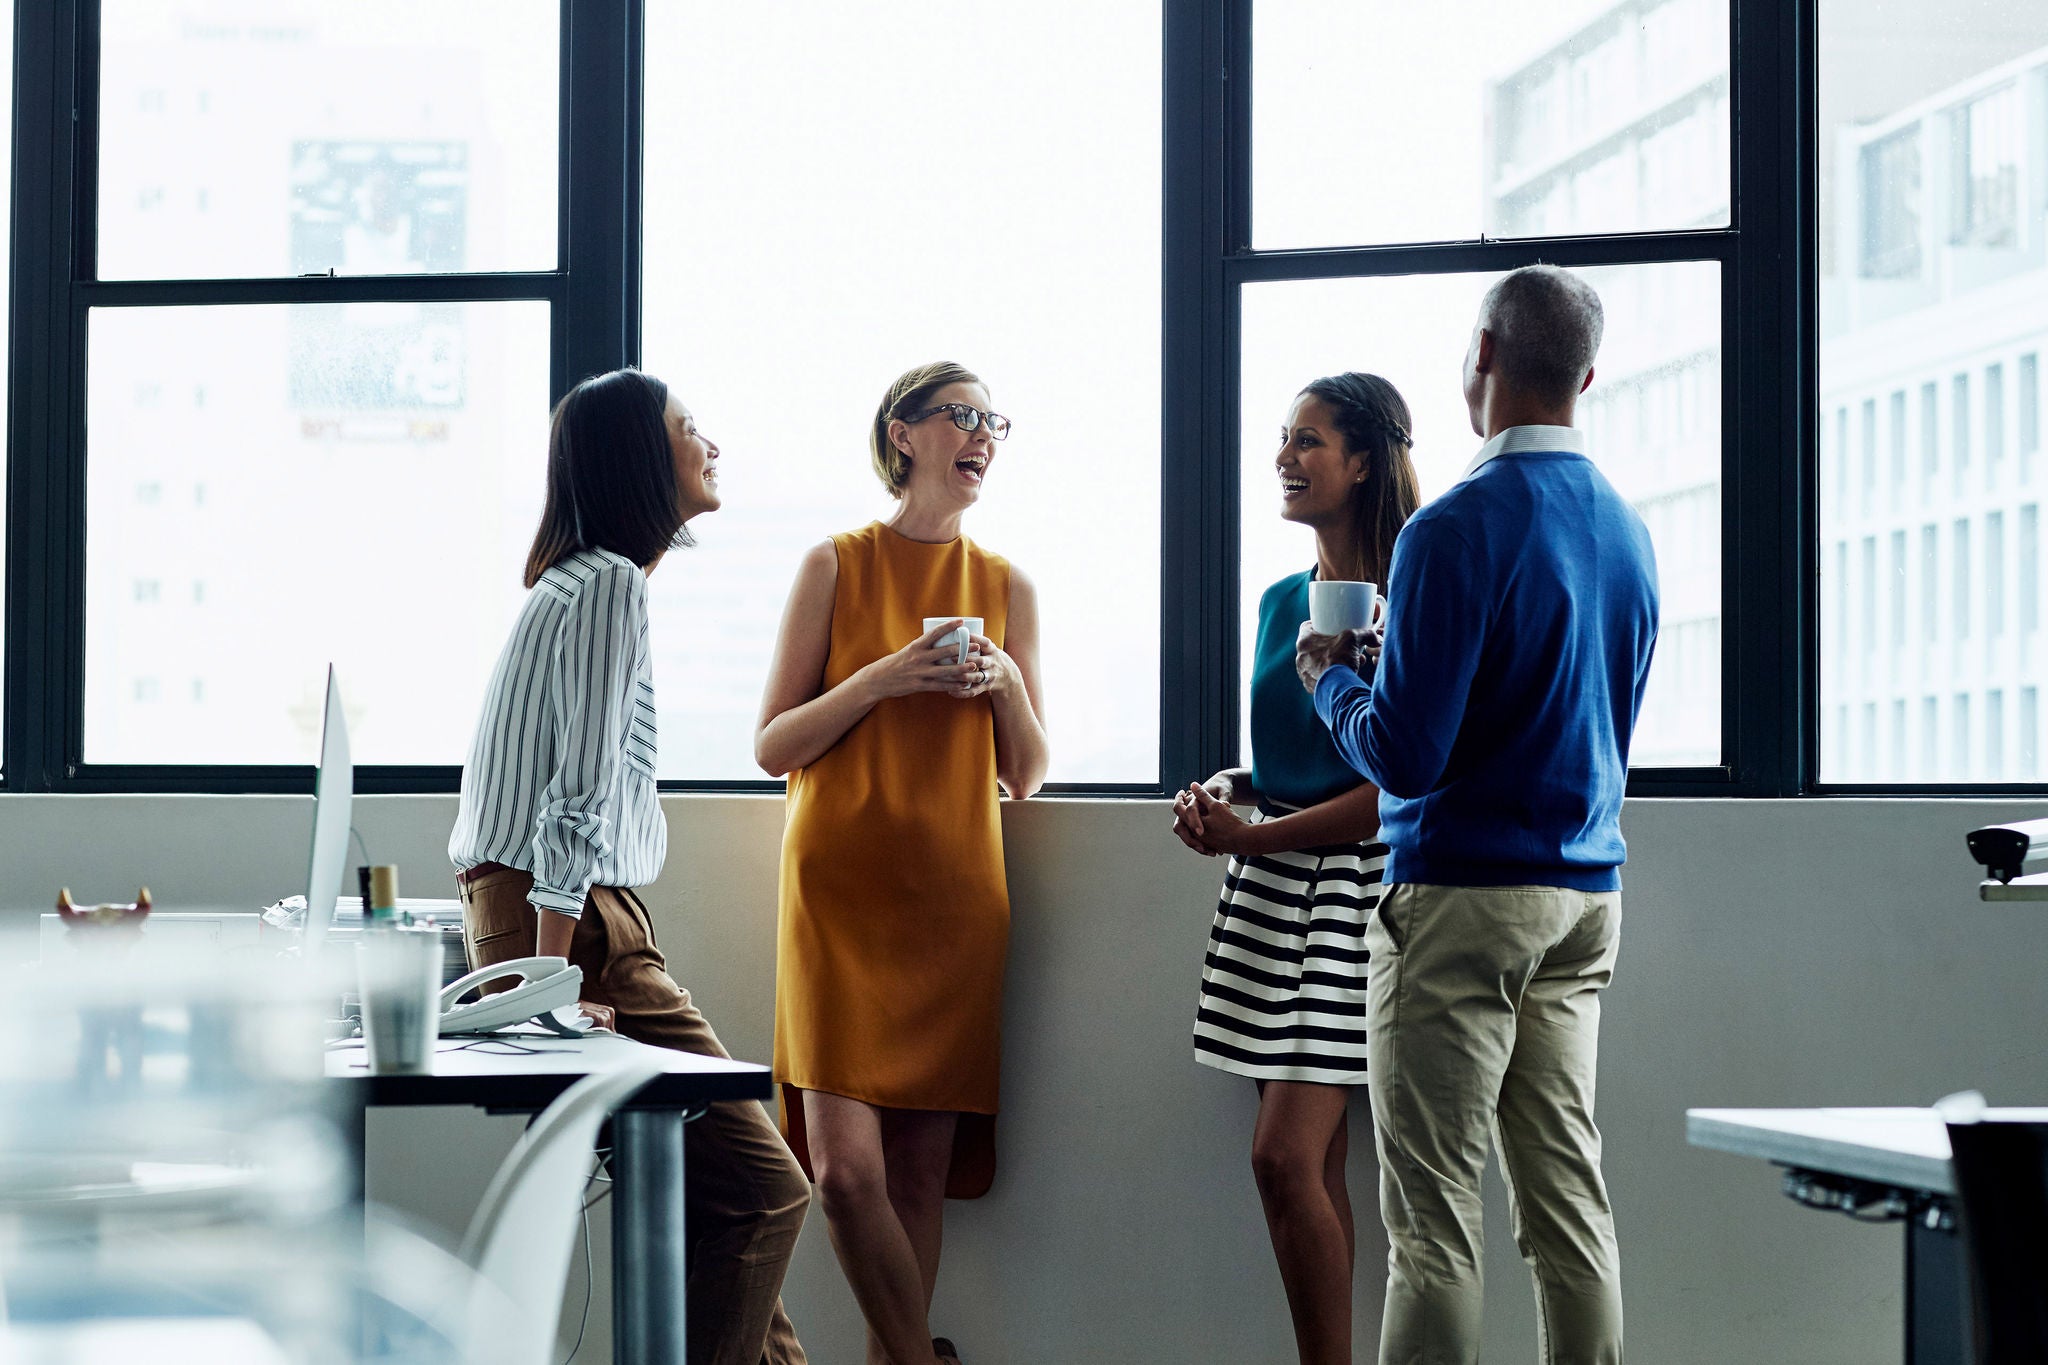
(895, 381, 999, 507)
(666, 395, 721, 521)
(1276, 393, 1367, 528)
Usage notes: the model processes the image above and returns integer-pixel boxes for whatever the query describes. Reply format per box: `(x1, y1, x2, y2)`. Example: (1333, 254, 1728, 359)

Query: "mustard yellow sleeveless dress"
(774, 521, 1012, 1198)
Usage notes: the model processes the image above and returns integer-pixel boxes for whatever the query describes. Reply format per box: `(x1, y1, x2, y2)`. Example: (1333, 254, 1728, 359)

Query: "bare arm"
(983, 566, 1050, 800)
(1173, 779, 1380, 858)
(754, 540, 983, 777)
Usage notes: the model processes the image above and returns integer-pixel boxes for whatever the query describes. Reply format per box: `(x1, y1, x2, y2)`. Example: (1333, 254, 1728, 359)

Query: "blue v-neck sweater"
(1313, 441, 1659, 891)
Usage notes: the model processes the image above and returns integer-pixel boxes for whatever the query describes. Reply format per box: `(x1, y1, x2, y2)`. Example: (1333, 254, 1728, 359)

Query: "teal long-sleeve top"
(1250, 570, 1373, 809)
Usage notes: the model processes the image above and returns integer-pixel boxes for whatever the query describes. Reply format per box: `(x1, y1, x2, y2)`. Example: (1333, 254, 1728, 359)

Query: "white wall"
(3, 792, 2044, 1363)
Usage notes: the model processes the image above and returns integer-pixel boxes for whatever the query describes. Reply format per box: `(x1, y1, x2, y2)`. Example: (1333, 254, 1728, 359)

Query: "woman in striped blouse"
(1171, 372, 1420, 1365)
(449, 369, 811, 1365)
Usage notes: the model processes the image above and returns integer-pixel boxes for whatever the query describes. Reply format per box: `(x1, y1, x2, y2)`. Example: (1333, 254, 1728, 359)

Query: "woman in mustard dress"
(756, 361, 1049, 1365)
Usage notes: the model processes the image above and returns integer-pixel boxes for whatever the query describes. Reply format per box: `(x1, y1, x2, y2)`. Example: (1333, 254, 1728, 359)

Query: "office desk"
(1688, 1106, 2048, 1365)
(327, 1029, 772, 1365)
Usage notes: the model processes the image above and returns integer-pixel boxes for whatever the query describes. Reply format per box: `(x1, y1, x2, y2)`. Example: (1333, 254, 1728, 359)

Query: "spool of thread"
(368, 865, 400, 921)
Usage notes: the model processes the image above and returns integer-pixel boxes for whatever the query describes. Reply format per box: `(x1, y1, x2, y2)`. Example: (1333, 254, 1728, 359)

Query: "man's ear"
(1472, 327, 1497, 375)
(1579, 364, 1596, 395)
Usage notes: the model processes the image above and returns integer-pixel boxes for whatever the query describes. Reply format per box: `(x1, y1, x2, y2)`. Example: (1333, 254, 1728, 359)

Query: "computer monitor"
(302, 665, 352, 958)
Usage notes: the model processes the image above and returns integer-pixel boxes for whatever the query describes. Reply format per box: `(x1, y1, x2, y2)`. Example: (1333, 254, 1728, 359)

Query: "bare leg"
(1326, 1105, 1357, 1274)
(880, 1108, 959, 1311)
(1251, 1080, 1357, 1365)
(802, 1090, 945, 1365)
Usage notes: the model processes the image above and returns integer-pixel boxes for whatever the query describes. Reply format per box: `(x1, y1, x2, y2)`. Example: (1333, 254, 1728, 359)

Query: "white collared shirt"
(1462, 423, 1587, 479)
(449, 548, 667, 916)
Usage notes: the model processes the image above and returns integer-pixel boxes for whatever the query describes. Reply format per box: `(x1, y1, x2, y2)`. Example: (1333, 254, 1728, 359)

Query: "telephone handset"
(439, 956, 590, 1037)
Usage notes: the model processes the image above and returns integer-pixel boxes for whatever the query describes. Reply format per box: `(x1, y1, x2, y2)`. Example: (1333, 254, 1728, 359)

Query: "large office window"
(1817, 3, 2048, 783)
(75, 5, 561, 767)
(1238, 0, 1730, 777)
(1237, 262, 1722, 768)
(640, 2, 1162, 785)
(1253, 0, 1730, 248)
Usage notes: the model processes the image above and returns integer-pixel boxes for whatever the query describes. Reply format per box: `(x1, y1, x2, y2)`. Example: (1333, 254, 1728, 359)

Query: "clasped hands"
(870, 619, 1013, 701)
(1170, 776, 1255, 858)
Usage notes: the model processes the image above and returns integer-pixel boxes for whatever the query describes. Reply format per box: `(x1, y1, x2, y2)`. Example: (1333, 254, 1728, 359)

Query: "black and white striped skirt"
(1193, 807, 1387, 1086)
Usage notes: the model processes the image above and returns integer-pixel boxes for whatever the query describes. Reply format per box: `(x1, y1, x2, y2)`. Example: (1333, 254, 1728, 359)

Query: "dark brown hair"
(870, 361, 983, 498)
(1298, 372, 1422, 591)
(524, 369, 689, 588)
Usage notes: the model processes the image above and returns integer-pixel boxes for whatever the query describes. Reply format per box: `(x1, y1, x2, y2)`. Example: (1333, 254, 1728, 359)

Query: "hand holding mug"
(866, 619, 984, 699)
(952, 633, 1013, 700)
(1295, 621, 1375, 693)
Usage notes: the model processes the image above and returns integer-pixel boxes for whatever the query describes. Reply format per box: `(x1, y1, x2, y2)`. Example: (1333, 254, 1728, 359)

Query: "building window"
(1922, 524, 1940, 646)
(1954, 374, 1971, 493)
(1859, 124, 1922, 279)
(1956, 692, 1972, 779)
(2021, 354, 2040, 478)
(1988, 511, 2006, 642)
(1987, 362, 2005, 488)
(1955, 519, 1972, 640)
(1860, 397, 1877, 512)
(2022, 505, 2038, 635)
(2024, 687, 2039, 779)
(1889, 389, 1907, 505)
(1921, 381, 1940, 489)
(1923, 695, 1940, 777)
(1988, 689, 2005, 780)
(1890, 529, 1907, 647)
(1953, 84, 2021, 249)
(1861, 534, 1877, 652)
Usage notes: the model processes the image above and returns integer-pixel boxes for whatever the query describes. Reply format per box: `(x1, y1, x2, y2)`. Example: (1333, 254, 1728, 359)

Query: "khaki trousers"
(1365, 883, 1624, 1365)
(458, 869, 810, 1365)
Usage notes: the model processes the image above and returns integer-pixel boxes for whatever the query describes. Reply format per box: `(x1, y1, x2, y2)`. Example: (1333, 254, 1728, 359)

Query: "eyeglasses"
(905, 402, 1012, 440)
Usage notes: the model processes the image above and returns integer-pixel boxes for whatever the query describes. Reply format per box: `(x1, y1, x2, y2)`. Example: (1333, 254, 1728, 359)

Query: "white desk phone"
(439, 956, 591, 1036)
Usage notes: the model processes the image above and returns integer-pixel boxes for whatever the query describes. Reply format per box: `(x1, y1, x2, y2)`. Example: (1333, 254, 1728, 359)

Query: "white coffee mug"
(921, 616, 985, 665)
(1308, 580, 1383, 635)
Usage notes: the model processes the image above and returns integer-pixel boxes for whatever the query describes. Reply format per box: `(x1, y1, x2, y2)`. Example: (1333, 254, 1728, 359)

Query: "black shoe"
(932, 1338, 960, 1363)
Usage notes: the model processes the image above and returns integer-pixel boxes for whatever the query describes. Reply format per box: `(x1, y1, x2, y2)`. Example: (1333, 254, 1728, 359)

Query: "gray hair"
(1476, 265, 1604, 407)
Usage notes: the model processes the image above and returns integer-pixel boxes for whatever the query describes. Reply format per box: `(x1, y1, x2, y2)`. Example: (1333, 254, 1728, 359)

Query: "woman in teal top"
(1171, 372, 1421, 1365)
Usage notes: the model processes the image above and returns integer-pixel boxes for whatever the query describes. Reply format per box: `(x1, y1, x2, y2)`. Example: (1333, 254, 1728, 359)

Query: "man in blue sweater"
(1296, 265, 1657, 1365)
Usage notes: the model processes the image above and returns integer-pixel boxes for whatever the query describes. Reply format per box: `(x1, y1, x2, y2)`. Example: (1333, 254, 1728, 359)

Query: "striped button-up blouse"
(449, 548, 666, 916)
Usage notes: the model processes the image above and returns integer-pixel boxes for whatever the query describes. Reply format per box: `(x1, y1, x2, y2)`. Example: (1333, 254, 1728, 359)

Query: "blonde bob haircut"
(869, 361, 984, 499)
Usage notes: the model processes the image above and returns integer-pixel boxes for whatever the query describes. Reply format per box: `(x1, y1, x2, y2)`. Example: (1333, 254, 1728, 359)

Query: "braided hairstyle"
(870, 361, 984, 498)
(1298, 372, 1421, 592)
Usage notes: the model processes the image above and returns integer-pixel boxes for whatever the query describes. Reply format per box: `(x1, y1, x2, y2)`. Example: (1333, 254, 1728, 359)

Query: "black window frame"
(0, 0, 1839, 800)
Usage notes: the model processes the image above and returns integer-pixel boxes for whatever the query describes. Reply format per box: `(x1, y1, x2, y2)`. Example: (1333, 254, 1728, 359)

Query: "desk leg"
(1906, 1217, 1968, 1365)
(613, 1109, 688, 1365)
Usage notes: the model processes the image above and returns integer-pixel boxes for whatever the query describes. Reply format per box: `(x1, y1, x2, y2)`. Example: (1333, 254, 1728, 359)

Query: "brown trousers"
(458, 868, 810, 1365)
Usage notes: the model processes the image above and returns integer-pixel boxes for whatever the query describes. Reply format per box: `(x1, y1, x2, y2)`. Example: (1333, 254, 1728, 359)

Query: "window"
(1955, 519, 1972, 641)
(2024, 687, 2039, 779)
(1888, 390, 1906, 506)
(1859, 126, 1922, 279)
(1987, 363, 2005, 487)
(1819, 8, 2048, 786)
(1954, 374, 1972, 493)
(73, 2, 573, 768)
(1252, 0, 1730, 249)
(1953, 85, 2021, 249)
(640, 1, 1162, 785)
(97, 2, 557, 279)
(85, 302, 550, 763)
(2022, 354, 2040, 477)
(5, 0, 2023, 797)
(1921, 382, 1940, 489)
(1238, 261, 1722, 768)
(1988, 511, 2006, 644)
